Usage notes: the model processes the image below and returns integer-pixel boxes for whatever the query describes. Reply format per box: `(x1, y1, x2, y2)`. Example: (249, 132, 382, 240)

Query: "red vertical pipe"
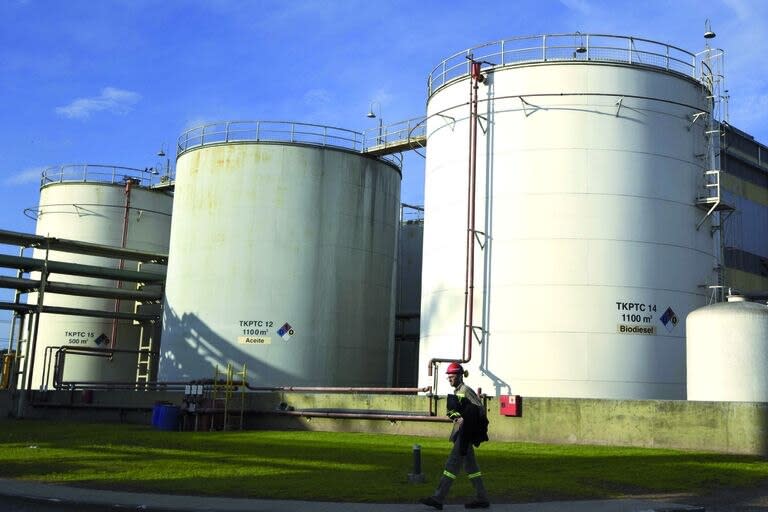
(465, 64, 480, 362)
(428, 60, 482, 377)
(110, 179, 133, 349)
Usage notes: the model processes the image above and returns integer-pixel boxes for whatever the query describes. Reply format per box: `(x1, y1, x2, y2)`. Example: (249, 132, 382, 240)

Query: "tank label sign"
(238, 336, 271, 345)
(659, 307, 678, 332)
(615, 301, 678, 335)
(615, 301, 657, 335)
(65, 330, 95, 345)
(237, 320, 294, 344)
(239, 320, 274, 336)
(617, 324, 656, 335)
(277, 322, 294, 341)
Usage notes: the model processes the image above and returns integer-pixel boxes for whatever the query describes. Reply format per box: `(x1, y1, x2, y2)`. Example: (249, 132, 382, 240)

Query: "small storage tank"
(27, 165, 172, 388)
(419, 34, 719, 399)
(160, 121, 401, 386)
(687, 297, 768, 402)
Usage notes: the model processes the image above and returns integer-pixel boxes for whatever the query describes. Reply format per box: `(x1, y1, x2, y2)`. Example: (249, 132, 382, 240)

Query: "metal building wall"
(721, 125, 768, 292)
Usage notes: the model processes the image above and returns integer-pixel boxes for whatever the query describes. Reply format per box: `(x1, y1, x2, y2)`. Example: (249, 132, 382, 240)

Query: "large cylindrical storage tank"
(419, 34, 718, 399)
(27, 165, 172, 389)
(394, 206, 424, 386)
(160, 121, 401, 386)
(687, 298, 768, 401)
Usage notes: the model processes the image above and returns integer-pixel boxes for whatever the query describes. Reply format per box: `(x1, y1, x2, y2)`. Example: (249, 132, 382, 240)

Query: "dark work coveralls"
(431, 381, 489, 504)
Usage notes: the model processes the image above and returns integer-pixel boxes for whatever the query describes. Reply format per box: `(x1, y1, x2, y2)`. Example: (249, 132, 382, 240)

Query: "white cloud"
(3, 166, 45, 186)
(55, 87, 141, 119)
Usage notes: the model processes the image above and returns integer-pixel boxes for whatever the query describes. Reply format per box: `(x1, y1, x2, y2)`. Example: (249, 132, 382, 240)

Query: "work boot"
(465, 499, 490, 509)
(419, 496, 443, 510)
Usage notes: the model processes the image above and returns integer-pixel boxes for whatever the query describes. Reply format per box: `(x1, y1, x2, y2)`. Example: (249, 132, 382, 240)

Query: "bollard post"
(408, 444, 427, 483)
(413, 444, 422, 474)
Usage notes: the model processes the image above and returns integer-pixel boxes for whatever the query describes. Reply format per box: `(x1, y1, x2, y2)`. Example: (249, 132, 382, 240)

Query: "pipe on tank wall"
(110, 179, 136, 350)
(428, 58, 485, 381)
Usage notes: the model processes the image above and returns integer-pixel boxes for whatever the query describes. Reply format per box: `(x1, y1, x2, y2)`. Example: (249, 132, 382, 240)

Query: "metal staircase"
(695, 168, 733, 232)
(694, 42, 733, 233)
(694, 44, 733, 302)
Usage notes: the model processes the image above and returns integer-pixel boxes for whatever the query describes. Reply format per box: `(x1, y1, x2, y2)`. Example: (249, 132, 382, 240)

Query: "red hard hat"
(446, 362, 464, 375)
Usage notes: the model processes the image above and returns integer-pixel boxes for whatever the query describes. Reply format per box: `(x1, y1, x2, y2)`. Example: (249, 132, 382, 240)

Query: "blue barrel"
(151, 401, 172, 427)
(151, 404, 161, 427)
(154, 404, 180, 431)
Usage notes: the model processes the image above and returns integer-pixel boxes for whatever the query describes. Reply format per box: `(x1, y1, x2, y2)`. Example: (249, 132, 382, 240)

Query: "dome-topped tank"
(687, 296, 768, 402)
(419, 34, 719, 399)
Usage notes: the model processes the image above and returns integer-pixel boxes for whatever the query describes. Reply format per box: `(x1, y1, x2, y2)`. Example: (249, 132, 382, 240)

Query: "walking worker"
(420, 362, 490, 509)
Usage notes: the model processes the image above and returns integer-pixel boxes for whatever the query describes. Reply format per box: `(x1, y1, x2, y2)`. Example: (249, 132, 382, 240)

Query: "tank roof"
(41, 164, 162, 189)
(427, 33, 702, 97)
(176, 120, 401, 168)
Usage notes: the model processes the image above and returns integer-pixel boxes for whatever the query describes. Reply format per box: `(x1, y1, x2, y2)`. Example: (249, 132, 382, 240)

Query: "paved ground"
(0, 478, 708, 512)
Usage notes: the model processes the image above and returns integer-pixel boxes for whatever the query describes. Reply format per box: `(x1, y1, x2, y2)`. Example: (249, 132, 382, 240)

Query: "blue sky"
(0, 0, 766, 340)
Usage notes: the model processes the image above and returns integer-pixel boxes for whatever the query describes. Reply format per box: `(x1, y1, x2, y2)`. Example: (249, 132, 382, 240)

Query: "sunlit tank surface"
(160, 121, 401, 386)
(419, 34, 718, 399)
(687, 297, 768, 402)
(27, 165, 172, 389)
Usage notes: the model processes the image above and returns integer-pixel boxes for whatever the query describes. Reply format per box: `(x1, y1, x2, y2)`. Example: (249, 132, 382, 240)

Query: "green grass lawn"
(0, 419, 767, 503)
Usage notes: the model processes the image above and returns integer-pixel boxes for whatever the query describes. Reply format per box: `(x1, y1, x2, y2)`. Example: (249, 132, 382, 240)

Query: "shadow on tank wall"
(158, 306, 296, 386)
(418, 292, 512, 398)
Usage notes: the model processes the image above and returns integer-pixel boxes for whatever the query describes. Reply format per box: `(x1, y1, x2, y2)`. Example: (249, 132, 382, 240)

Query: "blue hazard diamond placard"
(277, 322, 295, 341)
(659, 307, 678, 333)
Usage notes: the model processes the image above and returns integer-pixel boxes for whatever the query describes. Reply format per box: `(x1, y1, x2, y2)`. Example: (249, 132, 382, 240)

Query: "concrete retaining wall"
(4, 390, 767, 456)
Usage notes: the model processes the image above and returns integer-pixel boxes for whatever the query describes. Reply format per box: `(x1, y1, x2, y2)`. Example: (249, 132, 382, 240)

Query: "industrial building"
(0, 33, 767, 452)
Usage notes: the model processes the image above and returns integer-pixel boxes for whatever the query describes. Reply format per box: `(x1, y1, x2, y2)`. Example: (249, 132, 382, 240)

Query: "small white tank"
(687, 297, 768, 401)
(26, 165, 172, 388)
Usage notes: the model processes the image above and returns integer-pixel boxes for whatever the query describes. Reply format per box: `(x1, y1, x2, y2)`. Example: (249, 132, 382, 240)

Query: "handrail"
(427, 33, 701, 96)
(177, 120, 402, 168)
(363, 116, 427, 149)
(177, 121, 365, 154)
(41, 164, 161, 188)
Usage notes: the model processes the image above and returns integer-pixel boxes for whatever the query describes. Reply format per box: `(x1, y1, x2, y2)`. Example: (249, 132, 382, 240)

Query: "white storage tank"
(419, 34, 719, 399)
(687, 296, 768, 402)
(27, 165, 172, 388)
(160, 121, 401, 386)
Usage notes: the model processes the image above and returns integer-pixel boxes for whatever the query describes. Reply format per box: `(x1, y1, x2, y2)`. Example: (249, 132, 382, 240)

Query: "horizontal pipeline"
(270, 409, 450, 422)
(246, 385, 433, 394)
(54, 381, 432, 395)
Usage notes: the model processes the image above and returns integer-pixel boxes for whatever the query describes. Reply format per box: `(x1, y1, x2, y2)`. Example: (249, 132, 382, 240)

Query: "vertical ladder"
(134, 262, 164, 387)
(135, 320, 154, 387)
(210, 362, 247, 431)
(694, 45, 732, 300)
